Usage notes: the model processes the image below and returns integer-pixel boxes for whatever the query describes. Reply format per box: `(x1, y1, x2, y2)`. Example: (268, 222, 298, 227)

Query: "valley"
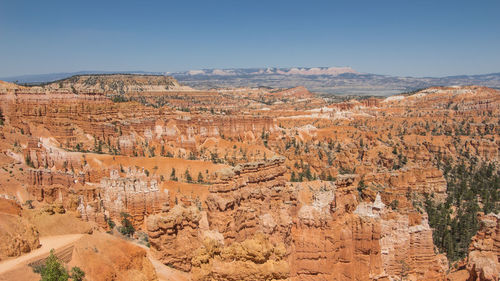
(0, 75, 498, 281)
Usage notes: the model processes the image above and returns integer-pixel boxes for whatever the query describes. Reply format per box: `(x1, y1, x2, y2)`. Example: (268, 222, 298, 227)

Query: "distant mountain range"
(170, 67, 500, 96)
(0, 71, 165, 85)
(2, 67, 500, 96)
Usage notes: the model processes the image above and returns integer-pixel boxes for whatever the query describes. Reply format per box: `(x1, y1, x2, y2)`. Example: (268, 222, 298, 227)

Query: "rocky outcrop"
(378, 211, 448, 280)
(28, 169, 86, 204)
(288, 178, 448, 281)
(291, 176, 447, 280)
(0, 197, 22, 216)
(361, 167, 448, 210)
(3, 93, 275, 156)
(147, 205, 202, 271)
(383, 86, 500, 113)
(147, 157, 296, 272)
(77, 170, 169, 229)
(0, 199, 40, 260)
(290, 180, 376, 280)
(69, 233, 158, 281)
(191, 234, 289, 281)
(98, 170, 168, 227)
(466, 213, 500, 281)
(146, 159, 448, 280)
(271, 86, 313, 99)
(206, 156, 295, 244)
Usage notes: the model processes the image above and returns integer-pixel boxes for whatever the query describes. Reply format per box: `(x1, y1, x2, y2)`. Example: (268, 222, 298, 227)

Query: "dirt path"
(0, 233, 189, 281)
(0, 234, 83, 275)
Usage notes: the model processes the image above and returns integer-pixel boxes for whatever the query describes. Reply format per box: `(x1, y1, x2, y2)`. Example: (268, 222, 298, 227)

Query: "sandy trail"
(1, 233, 188, 280)
(0, 234, 83, 275)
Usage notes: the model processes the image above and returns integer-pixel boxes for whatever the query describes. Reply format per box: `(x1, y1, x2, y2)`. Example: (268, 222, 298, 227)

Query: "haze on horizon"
(1, 0, 499, 78)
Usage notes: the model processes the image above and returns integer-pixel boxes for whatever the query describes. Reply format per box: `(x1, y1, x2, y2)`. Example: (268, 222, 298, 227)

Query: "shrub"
(197, 172, 204, 183)
(70, 267, 85, 281)
(25, 154, 35, 168)
(389, 200, 399, 210)
(185, 169, 192, 183)
(25, 200, 34, 209)
(106, 217, 115, 229)
(33, 249, 85, 281)
(118, 212, 135, 237)
(0, 108, 4, 126)
(170, 168, 178, 181)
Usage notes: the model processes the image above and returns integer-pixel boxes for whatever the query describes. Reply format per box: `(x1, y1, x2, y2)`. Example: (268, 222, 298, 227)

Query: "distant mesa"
(275, 66, 357, 76)
(2, 68, 500, 96)
(182, 66, 357, 76)
(170, 67, 500, 96)
(0, 73, 193, 95)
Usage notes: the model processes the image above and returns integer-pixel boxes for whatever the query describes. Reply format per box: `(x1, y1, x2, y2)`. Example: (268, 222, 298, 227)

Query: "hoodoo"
(0, 77, 498, 281)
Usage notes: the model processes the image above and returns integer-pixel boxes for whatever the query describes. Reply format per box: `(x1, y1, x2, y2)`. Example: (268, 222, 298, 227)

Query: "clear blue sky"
(1, 0, 499, 77)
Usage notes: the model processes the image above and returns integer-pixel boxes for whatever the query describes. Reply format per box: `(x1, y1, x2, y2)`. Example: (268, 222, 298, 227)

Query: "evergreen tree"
(170, 168, 177, 181)
(0, 108, 4, 126)
(118, 212, 135, 237)
(33, 249, 85, 281)
(71, 267, 85, 281)
(185, 169, 192, 183)
(304, 165, 312, 181)
(425, 161, 498, 262)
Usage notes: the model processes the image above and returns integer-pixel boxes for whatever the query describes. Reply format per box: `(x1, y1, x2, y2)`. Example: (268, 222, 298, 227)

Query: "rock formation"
(69, 233, 158, 281)
(191, 234, 289, 281)
(1, 78, 498, 280)
(466, 213, 500, 281)
(76, 170, 169, 229)
(205, 156, 295, 244)
(0, 199, 40, 261)
(147, 159, 449, 280)
(147, 205, 202, 271)
(290, 179, 448, 281)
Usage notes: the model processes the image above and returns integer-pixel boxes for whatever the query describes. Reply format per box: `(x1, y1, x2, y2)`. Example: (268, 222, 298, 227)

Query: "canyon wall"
(147, 158, 449, 280)
(466, 213, 500, 281)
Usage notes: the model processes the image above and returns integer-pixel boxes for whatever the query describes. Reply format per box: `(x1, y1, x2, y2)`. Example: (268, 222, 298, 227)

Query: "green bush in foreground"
(33, 249, 85, 281)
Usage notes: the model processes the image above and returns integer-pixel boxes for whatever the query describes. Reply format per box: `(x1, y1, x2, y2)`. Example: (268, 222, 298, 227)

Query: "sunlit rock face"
(147, 158, 448, 280)
(466, 213, 500, 281)
(1, 78, 498, 281)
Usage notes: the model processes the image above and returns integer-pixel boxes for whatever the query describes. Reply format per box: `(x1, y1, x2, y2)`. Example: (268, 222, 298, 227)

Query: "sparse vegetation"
(118, 212, 135, 237)
(25, 154, 35, 168)
(170, 168, 178, 181)
(185, 168, 193, 183)
(33, 249, 85, 281)
(110, 95, 129, 103)
(106, 217, 115, 230)
(425, 161, 499, 262)
(197, 171, 204, 183)
(0, 108, 4, 126)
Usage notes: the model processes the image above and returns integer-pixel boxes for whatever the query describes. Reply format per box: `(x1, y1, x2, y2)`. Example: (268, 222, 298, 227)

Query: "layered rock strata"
(466, 213, 500, 281)
(147, 159, 449, 280)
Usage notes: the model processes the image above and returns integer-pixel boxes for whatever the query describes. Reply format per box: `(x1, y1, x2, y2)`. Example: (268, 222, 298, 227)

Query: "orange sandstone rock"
(466, 213, 500, 281)
(0, 199, 40, 261)
(69, 233, 158, 281)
